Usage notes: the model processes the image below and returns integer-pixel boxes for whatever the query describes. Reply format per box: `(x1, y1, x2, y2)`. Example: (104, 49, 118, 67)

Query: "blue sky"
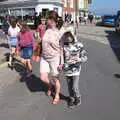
(89, 0, 120, 15)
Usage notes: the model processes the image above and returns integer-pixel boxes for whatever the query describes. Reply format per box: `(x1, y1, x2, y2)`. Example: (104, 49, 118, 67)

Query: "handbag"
(32, 42, 42, 62)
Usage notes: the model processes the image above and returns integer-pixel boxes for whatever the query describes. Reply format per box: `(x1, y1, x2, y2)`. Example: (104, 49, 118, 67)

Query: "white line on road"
(78, 34, 110, 45)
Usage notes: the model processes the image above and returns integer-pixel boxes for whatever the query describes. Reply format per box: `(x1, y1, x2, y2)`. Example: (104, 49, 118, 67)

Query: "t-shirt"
(17, 29, 35, 50)
(8, 26, 20, 37)
(8, 26, 20, 46)
(42, 29, 63, 58)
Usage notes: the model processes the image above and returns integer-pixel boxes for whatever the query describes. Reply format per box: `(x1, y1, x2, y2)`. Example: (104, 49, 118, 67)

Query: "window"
(67, 0, 71, 7)
(42, 9, 49, 18)
(54, 8, 58, 13)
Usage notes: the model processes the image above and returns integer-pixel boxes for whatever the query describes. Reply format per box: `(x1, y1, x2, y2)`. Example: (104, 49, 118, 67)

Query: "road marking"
(78, 34, 109, 45)
(0, 62, 8, 68)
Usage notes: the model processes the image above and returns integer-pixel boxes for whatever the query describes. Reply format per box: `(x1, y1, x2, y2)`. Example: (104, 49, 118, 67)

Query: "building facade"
(62, 0, 92, 22)
(62, 0, 74, 21)
(0, 0, 63, 17)
(78, 0, 92, 9)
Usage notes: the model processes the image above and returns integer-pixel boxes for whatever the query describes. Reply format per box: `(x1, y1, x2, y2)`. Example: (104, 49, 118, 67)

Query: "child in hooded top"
(59, 31, 87, 108)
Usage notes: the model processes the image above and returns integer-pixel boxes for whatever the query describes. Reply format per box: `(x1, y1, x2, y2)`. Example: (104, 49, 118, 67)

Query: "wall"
(79, 0, 84, 9)
(35, 4, 62, 16)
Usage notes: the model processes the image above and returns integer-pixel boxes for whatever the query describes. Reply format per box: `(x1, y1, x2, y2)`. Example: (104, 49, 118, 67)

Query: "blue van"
(102, 15, 116, 26)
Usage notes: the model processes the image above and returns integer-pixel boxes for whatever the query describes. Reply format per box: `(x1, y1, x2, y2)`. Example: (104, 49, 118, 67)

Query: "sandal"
(52, 97, 60, 105)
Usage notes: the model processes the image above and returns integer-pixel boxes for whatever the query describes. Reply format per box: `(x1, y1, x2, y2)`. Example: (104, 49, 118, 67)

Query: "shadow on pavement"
(96, 22, 104, 26)
(0, 43, 9, 48)
(25, 75, 47, 92)
(114, 74, 120, 79)
(96, 22, 115, 28)
(105, 30, 120, 79)
(105, 30, 120, 62)
(13, 62, 47, 92)
(13, 62, 69, 102)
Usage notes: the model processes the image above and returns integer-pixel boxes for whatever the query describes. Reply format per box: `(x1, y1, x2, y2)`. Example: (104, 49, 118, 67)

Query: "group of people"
(7, 10, 87, 109)
(78, 12, 94, 24)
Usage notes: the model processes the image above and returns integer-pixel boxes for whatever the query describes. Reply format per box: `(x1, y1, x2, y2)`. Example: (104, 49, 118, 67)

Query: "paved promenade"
(0, 24, 120, 120)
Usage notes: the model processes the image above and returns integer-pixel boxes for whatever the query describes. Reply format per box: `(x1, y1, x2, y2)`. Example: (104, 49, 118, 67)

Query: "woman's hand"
(57, 64, 64, 71)
(15, 49, 20, 56)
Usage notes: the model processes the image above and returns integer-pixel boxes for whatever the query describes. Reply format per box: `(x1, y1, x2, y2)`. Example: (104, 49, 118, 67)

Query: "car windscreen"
(104, 16, 115, 19)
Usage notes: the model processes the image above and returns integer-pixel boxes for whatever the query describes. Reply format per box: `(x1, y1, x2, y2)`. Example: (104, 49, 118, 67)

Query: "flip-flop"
(52, 97, 60, 105)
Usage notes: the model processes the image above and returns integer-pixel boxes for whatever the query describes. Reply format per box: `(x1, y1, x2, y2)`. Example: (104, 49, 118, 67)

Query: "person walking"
(16, 22, 35, 78)
(58, 32, 87, 108)
(88, 14, 94, 24)
(84, 12, 88, 25)
(8, 19, 20, 68)
(40, 11, 63, 104)
(32, 18, 47, 62)
(2, 16, 10, 35)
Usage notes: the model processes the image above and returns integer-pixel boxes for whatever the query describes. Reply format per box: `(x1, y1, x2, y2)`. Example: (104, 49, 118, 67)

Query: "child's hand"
(72, 57, 79, 61)
(15, 50, 19, 56)
(57, 65, 64, 71)
(32, 56, 40, 62)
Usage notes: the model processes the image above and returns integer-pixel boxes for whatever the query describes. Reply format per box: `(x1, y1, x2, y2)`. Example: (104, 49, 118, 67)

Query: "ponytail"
(57, 17, 64, 30)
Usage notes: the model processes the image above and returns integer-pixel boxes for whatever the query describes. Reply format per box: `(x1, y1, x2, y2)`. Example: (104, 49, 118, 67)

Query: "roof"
(0, 0, 63, 8)
(0, 0, 62, 3)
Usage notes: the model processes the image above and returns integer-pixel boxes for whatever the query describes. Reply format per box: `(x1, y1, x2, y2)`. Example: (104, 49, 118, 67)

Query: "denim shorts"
(21, 45, 33, 59)
(9, 37, 18, 46)
(9, 37, 18, 49)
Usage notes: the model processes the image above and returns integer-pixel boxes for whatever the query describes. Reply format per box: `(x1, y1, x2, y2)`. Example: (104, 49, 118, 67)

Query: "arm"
(8, 27, 10, 36)
(16, 35, 21, 51)
(59, 47, 64, 65)
(30, 30, 36, 50)
(58, 49, 64, 71)
(79, 48, 87, 63)
(36, 25, 42, 41)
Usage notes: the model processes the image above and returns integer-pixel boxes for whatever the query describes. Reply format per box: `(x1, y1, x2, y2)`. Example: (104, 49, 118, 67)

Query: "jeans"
(67, 76, 81, 99)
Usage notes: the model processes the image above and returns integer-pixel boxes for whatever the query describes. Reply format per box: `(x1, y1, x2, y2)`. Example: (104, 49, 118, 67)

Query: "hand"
(57, 65, 64, 71)
(72, 57, 78, 61)
(15, 50, 19, 56)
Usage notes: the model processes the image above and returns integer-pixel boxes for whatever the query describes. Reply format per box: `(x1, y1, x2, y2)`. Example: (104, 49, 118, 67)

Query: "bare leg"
(40, 73, 52, 95)
(26, 59, 32, 71)
(52, 76, 60, 104)
(40, 73, 50, 85)
(8, 48, 15, 66)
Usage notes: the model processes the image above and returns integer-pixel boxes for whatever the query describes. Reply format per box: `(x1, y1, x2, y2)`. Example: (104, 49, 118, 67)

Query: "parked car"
(115, 10, 120, 33)
(102, 15, 116, 26)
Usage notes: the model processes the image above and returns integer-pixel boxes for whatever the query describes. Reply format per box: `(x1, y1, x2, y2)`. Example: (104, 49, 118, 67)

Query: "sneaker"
(68, 98, 75, 109)
(74, 96, 81, 106)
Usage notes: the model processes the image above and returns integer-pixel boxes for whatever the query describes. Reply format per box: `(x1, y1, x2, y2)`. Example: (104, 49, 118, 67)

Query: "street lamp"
(74, 0, 78, 28)
(74, 0, 78, 22)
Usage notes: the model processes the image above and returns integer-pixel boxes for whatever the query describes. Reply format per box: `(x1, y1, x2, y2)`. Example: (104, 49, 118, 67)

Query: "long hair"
(47, 10, 63, 30)
(63, 32, 75, 45)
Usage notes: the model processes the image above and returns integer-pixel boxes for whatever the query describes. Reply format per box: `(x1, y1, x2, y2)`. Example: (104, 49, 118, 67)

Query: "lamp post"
(74, 0, 78, 28)
(74, 0, 77, 22)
